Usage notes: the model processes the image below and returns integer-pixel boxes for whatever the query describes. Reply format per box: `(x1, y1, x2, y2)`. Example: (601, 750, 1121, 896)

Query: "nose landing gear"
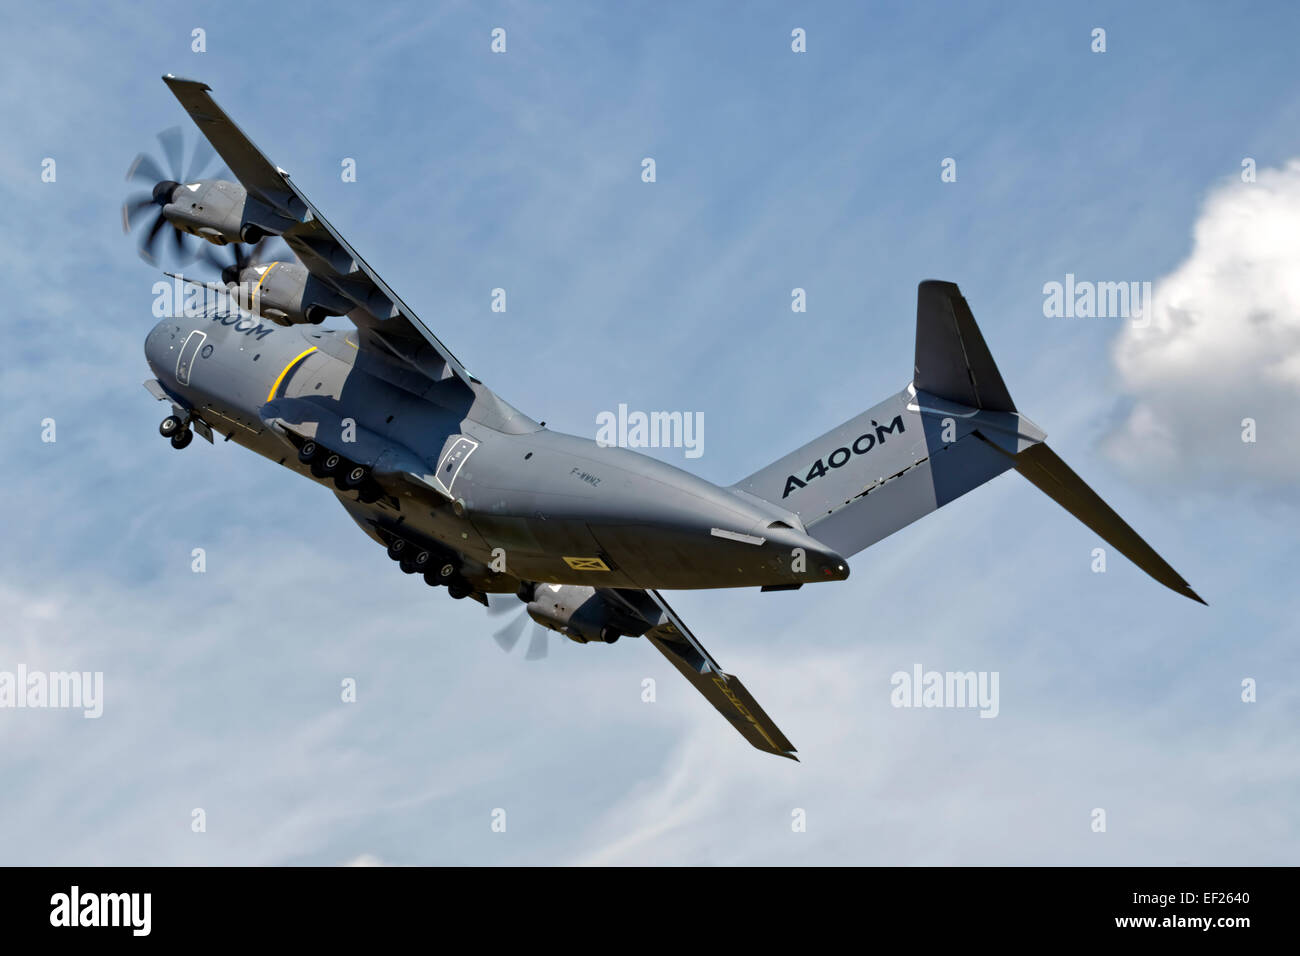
(160, 414, 193, 449)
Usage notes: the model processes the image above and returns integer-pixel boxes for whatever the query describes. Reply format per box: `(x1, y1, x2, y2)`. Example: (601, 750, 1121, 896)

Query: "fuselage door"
(176, 330, 207, 386)
(433, 435, 478, 497)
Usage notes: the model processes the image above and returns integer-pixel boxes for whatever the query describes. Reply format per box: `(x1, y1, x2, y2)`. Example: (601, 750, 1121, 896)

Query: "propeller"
(195, 235, 273, 286)
(486, 592, 553, 661)
(121, 126, 223, 266)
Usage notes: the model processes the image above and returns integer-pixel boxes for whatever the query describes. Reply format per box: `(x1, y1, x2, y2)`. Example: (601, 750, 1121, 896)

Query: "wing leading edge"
(641, 590, 798, 760)
(160, 74, 474, 385)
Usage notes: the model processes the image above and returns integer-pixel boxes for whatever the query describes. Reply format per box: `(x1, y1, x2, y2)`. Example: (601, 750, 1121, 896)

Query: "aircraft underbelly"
(590, 524, 783, 590)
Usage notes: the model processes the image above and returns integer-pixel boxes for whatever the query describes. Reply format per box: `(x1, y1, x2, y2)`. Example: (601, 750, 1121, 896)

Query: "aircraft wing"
(640, 590, 798, 760)
(161, 74, 474, 386)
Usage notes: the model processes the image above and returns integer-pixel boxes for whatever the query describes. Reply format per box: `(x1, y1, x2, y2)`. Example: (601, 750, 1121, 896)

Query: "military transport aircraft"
(127, 75, 1202, 760)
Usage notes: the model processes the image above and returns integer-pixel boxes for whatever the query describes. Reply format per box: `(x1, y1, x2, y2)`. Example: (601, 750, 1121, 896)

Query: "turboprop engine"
(524, 584, 645, 644)
(223, 260, 352, 326)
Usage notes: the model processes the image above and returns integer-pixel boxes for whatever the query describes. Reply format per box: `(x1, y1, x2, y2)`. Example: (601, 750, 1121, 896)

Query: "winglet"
(161, 74, 210, 91)
(161, 74, 298, 215)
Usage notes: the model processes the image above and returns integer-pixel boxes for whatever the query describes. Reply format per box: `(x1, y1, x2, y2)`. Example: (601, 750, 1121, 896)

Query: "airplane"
(128, 75, 1203, 761)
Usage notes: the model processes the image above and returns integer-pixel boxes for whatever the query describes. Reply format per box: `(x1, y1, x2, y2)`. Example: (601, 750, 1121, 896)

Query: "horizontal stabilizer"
(1011, 442, 1205, 604)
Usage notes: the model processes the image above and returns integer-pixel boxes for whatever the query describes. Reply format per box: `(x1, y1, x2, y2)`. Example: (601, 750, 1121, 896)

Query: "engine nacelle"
(161, 179, 285, 246)
(526, 585, 634, 644)
(229, 261, 352, 326)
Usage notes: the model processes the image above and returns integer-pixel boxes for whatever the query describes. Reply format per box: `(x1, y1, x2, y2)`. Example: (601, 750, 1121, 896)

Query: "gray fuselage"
(144, 311, 849, 593)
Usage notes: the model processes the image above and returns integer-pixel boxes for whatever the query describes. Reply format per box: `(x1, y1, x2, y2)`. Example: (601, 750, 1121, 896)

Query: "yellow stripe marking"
(266, 346, 317, 402)
(251, 260, 278, 314)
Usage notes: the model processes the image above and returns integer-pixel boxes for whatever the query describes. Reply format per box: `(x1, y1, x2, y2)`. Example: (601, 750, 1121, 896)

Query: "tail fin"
(731, 280, 1203, 603)
(914, 280, 1016, 413)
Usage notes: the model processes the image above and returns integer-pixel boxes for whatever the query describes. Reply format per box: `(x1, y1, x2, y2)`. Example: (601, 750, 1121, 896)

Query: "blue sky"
(1, 0, 1297, 864)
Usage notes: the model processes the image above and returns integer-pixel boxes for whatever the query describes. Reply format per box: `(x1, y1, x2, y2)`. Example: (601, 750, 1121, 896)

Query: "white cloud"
(1104, 160, 1300, 488)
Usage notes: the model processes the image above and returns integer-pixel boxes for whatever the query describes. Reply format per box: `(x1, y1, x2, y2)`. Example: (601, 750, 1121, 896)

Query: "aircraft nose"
(144, 318, 180, 379)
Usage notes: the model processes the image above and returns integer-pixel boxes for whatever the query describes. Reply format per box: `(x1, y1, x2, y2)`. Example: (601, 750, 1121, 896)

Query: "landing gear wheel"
(358, 480, 383, 504)
(342, 464, 369, 489)
(321, 452, 343, 474)
(599, 626, 622, 644)
(386, 539, 407, 561)
(435, 561, 458, 583)
(409, 550, 431, 572)
(399, 558, 419, 574)
(447, 579, 469, 600)
(170, 429, 193, 450)
(159, 415, 183, 438)
(297, 440, 319, 464)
